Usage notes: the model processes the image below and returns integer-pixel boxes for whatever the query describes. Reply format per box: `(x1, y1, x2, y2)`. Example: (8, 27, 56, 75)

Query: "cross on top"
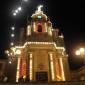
(37, 5, 43, 12)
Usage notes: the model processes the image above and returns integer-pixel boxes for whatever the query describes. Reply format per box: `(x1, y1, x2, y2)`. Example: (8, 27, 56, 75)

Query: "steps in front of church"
(0, 81, 85, 85)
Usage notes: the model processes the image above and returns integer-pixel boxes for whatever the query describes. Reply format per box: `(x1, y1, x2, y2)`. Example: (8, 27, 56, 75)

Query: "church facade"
(4, 5, 71, 82)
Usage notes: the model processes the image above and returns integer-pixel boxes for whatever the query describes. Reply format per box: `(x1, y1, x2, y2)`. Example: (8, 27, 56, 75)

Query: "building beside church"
(3, 5, 72, 82)
(0, 59, 6, 82)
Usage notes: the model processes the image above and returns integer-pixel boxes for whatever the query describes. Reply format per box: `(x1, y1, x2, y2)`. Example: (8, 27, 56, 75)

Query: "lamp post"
(75, 48, 85, 64)
(75, 47, 85, 80)
(75, 48, 85, 57)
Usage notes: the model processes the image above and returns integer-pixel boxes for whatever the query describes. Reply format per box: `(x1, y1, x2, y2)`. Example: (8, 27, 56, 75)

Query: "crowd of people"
(0, 75, 30, 83)
(18, 76, 30, 83)
(0, 75, 8, 83)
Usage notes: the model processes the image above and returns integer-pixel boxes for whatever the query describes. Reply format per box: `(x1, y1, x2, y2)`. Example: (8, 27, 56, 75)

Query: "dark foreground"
(0, 81, 85, 85)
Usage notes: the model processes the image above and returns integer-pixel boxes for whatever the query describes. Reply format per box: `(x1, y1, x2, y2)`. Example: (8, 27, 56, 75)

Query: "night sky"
(0, 0, 85, 70)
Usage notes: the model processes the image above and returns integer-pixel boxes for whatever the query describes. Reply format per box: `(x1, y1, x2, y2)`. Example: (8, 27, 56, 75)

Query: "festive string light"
(23, 0, 28, 2)
(15, 49, 21, 55)
(10, 42, 14, 46)
(9, 61, 12, 64)
(11, 27, 15, 30)
(15, 10, 18, 13)
(13, 6, 22, 16)
(18, 6, 22, 11)
(13, 12, 17, 16)
(11, 34, 14, 37)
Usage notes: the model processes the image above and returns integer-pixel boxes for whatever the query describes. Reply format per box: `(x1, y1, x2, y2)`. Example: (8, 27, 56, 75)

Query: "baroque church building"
(3, 5, 71, 82)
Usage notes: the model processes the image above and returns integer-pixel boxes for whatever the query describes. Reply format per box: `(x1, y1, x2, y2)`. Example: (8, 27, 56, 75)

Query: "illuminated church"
(4, 5, 71, 82)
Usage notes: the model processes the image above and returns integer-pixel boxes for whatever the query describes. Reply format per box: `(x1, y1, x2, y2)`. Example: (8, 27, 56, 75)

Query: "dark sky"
(0, 0, 85, 70)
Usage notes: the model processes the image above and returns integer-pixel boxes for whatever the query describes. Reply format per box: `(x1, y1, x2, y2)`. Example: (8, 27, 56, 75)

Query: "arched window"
(37, 25, 42, 32)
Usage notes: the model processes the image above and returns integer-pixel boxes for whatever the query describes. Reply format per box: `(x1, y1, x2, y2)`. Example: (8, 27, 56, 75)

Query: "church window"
(37, 25, 42, 32)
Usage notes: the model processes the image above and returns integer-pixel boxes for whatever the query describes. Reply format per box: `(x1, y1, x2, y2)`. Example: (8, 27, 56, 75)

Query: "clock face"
(38, 63, 44, 70)
(38, 16, 42, 19)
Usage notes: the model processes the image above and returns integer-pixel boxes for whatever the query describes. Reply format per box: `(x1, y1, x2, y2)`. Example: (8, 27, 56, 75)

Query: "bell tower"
(31, 5, 48, 33)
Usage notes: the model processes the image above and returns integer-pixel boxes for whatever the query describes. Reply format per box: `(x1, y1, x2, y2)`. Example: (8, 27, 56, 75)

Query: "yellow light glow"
(10, 42, 14, 46)
(11, 47, 16, 55)
(29, 53, 33, 81)
(23, 76, 26, 79)
(60, 58, 65, 81)
(27, 25, 31, 36)
(75, 50, 80, 55)
(16, 57, 20, 82)
(13, 42, 65, 53)
(15, 49, 21, 55)
(59, 35, 64, 38)
(56, 75, 62, 80)
(49, 27, 52, 36)
(9, 61, 12, 64)
(80, 48, 85, 53)
(51, 62, 55, 80)
(45, 23, 47, 32)
(5, 50, 9, 54)
(10, 53, 13, 56)
(8, 54, 10, 56)
(33, 22, 36, 32)
(50, 53, 55, 80)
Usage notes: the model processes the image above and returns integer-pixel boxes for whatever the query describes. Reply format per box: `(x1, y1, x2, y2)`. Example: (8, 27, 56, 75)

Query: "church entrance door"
(35, 72, 48, 82)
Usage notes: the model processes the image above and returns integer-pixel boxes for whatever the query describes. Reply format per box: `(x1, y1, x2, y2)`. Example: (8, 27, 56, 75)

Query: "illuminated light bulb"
(11, 27, 15, 30)
(11, 34, 15, 37)
(10, 53, 13, 56)
(15, 9, 18, 13)
(15, 49, 21, 55)
(13, 12, 16, 16)
(5, 50, 9, 54)
(9, 61, 12, 64)
(18, 7, 22, 11)
(11, 42, 14, 46)
(75, 50, 80, 55)
(8, 54, 10, 56)
(80, 48, 85, 53)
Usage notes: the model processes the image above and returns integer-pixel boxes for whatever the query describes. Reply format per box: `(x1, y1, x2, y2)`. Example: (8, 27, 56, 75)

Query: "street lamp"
(75, 50, 80, 56)
(75, 48, 85, 56)
(10, 42, 14, 46)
